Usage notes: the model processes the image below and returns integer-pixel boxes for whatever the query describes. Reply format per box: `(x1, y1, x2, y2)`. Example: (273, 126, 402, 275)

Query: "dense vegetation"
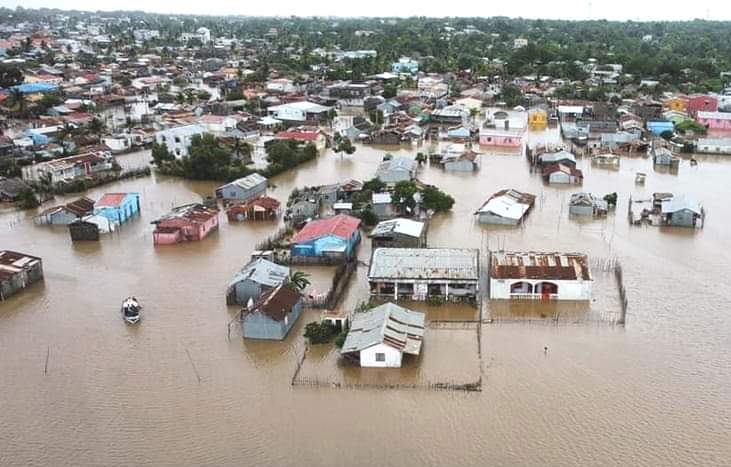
(3, 8, 731, 91)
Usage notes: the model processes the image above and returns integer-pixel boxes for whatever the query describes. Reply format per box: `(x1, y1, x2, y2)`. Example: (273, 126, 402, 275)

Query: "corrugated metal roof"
(96, 192, 137, 208)
(341, 303, 425, 356)
(370, 218, 424, 238)
(490, 251, 591, 281)
(229, 258, 289, 288)
(229, 173, 267, 191)
(476, 189, 535, 220)
(368, 248, 479, 281)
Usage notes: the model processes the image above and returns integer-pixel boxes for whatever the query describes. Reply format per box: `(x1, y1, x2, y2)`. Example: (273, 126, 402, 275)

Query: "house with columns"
(488, 251, 592, 301)
(368, 248, 479, 303)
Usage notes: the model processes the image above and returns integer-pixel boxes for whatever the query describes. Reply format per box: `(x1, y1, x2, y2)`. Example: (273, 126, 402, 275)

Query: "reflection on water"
(1, 132, 731, 466)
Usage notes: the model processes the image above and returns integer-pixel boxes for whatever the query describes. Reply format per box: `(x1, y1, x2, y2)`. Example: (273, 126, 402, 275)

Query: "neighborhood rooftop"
(369, 248, 479, 280)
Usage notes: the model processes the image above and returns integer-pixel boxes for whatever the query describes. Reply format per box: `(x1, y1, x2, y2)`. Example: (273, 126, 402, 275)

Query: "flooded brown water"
(2, 130, 731, 466)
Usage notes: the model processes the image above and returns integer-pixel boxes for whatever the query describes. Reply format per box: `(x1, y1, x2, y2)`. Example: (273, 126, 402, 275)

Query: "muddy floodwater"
(2, 130, 731, 466)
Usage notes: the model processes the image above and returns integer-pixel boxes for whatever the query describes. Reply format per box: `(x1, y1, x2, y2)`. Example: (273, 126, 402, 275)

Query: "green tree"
(151, 142, 175, 166)
(362, 177, 386, 193)
(392, 180, 418, 215)
(0, 64, 23, 89)
(333, 133, 356, 159)
(304, 321, 337, 344)
(285, 271, 311, 292)
(421, 186, 455, 213)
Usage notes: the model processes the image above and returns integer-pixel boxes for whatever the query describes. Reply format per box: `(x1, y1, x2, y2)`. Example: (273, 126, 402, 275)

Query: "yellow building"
(664, 96, 688, 112)
(528, 109, 548, 130)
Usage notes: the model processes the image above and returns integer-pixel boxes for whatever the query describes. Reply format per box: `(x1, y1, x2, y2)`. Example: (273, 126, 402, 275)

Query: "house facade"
(240, 285, 303, 340)
(368, 248, 479, 302)
(543, 164, 583, 184)
(21, 151, 115, 184)
(370, 218, 427, 249)
(153, 204, 219, 245)
(0, 250, 44, 301)
(290, 214, 361, 260)
(489, 251, 592, 301)
(93, 192, 141, 225)
(215, 173, 267, 202)
(687, 95, 718, 116)
(155, 124, 208, 159)
(340, 303, 425, 368)
(696, 111, 731, 131)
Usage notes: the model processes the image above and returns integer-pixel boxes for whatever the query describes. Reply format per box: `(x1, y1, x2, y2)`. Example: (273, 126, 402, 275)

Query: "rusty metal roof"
(490, 251, 591, 281)
(245, 285, 301, 322)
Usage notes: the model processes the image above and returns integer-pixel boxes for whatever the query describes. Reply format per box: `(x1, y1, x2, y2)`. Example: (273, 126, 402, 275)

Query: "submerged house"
(240, 284, 303, 340)
(215, 173, 267, 203)
(93, 192, 140, 225)
(35, 197, 95, 225)
(374, 156, 417, 185)
(475, 189, 536, 225)
(368, 248, 479, 302)
(152, 204, 219, 245)
(226, 258, 289, 306)
(226, 196, 281, 222)
(489, 251, 592, 301)
(68, 219, 100, 241)
(479, 111, 527, 148)
(370, 218, 427, 249)
(0, 250, 44, 301)
(290, 214, 361, 261)
(660, 194, 704, 228)
(543, 163, 583, 184)
(569, 192, 608, 216)
(440, 143, 480, 172)
(340, 302, 425, 368)
(651, 145, 679, 166)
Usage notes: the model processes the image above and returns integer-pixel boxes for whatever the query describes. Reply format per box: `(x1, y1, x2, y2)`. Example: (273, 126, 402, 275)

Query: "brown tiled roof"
(247, 285, 300, 322)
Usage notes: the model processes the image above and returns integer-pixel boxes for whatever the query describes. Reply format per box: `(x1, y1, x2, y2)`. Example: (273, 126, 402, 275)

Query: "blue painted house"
(290, 214, 361, 260)
(241, 285, 303, 340)
(94, 192, 140, 225)
(392, 57, 419, 74)
(647, 120, 674, 136)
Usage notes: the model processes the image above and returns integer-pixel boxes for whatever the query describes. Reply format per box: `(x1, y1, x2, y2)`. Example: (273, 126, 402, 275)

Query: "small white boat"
(121, 297, 142, 324)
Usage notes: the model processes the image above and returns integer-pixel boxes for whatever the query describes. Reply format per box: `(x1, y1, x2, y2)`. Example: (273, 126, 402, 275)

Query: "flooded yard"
(1, 130, 731, 466)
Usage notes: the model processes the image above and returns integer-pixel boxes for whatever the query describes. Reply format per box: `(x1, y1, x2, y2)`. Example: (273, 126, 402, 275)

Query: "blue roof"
(9, 83, 58, 94)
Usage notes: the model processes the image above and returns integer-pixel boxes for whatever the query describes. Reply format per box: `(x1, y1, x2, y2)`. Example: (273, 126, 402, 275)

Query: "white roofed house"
(215, 173, 268, 203)
(475, 189, 536, 225)
(340, 303, 425, 368)
(489, 251, 592, 301)
(155, 124, 208, 159)
(267, 101, 332, 123)
(368, 248, 479, 303)
(370, 218, 427, 249)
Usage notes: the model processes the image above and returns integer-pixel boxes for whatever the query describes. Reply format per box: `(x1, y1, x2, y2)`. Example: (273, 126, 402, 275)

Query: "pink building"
(686, 95, 718, 116)
(696, 111, 731, 131)
(479, 130, 523, 147)
(153, 204, 219, 245)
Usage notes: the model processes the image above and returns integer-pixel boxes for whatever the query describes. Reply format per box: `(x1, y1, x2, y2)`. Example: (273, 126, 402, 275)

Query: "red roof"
(276, 130, 320, 142)
(96, 193, 130, 208)
(291, 214, 361, 244)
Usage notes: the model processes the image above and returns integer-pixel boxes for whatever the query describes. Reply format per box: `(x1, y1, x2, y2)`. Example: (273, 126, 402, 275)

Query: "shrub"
(304, 321, 337, 344)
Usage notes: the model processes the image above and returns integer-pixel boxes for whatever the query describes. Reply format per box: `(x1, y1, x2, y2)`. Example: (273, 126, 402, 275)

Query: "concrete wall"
(444, 160, 476, 172)
(569, 205, 594, 216)
(477, 212, 520, 225)
(360, 343, 403, 368)
(665, 209, 698, 227)
(489, 278, 592, 301)
(217, 181, 266, 202)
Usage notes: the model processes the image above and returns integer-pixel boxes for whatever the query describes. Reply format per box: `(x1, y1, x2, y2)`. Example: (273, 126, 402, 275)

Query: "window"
(375, 353, 385, 362)
(174, 137, 181, 143)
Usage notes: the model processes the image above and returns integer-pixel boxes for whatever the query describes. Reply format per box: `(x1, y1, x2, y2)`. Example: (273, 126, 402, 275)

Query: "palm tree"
(285, 271, 311, 292)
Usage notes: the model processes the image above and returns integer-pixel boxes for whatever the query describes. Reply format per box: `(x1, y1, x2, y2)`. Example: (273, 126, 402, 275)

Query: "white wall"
(490, 278, 592, 301)
(360, 343, 402, 368)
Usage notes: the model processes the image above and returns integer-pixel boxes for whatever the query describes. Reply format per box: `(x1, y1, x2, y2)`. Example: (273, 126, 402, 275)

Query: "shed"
(240, 285, 303, 340)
